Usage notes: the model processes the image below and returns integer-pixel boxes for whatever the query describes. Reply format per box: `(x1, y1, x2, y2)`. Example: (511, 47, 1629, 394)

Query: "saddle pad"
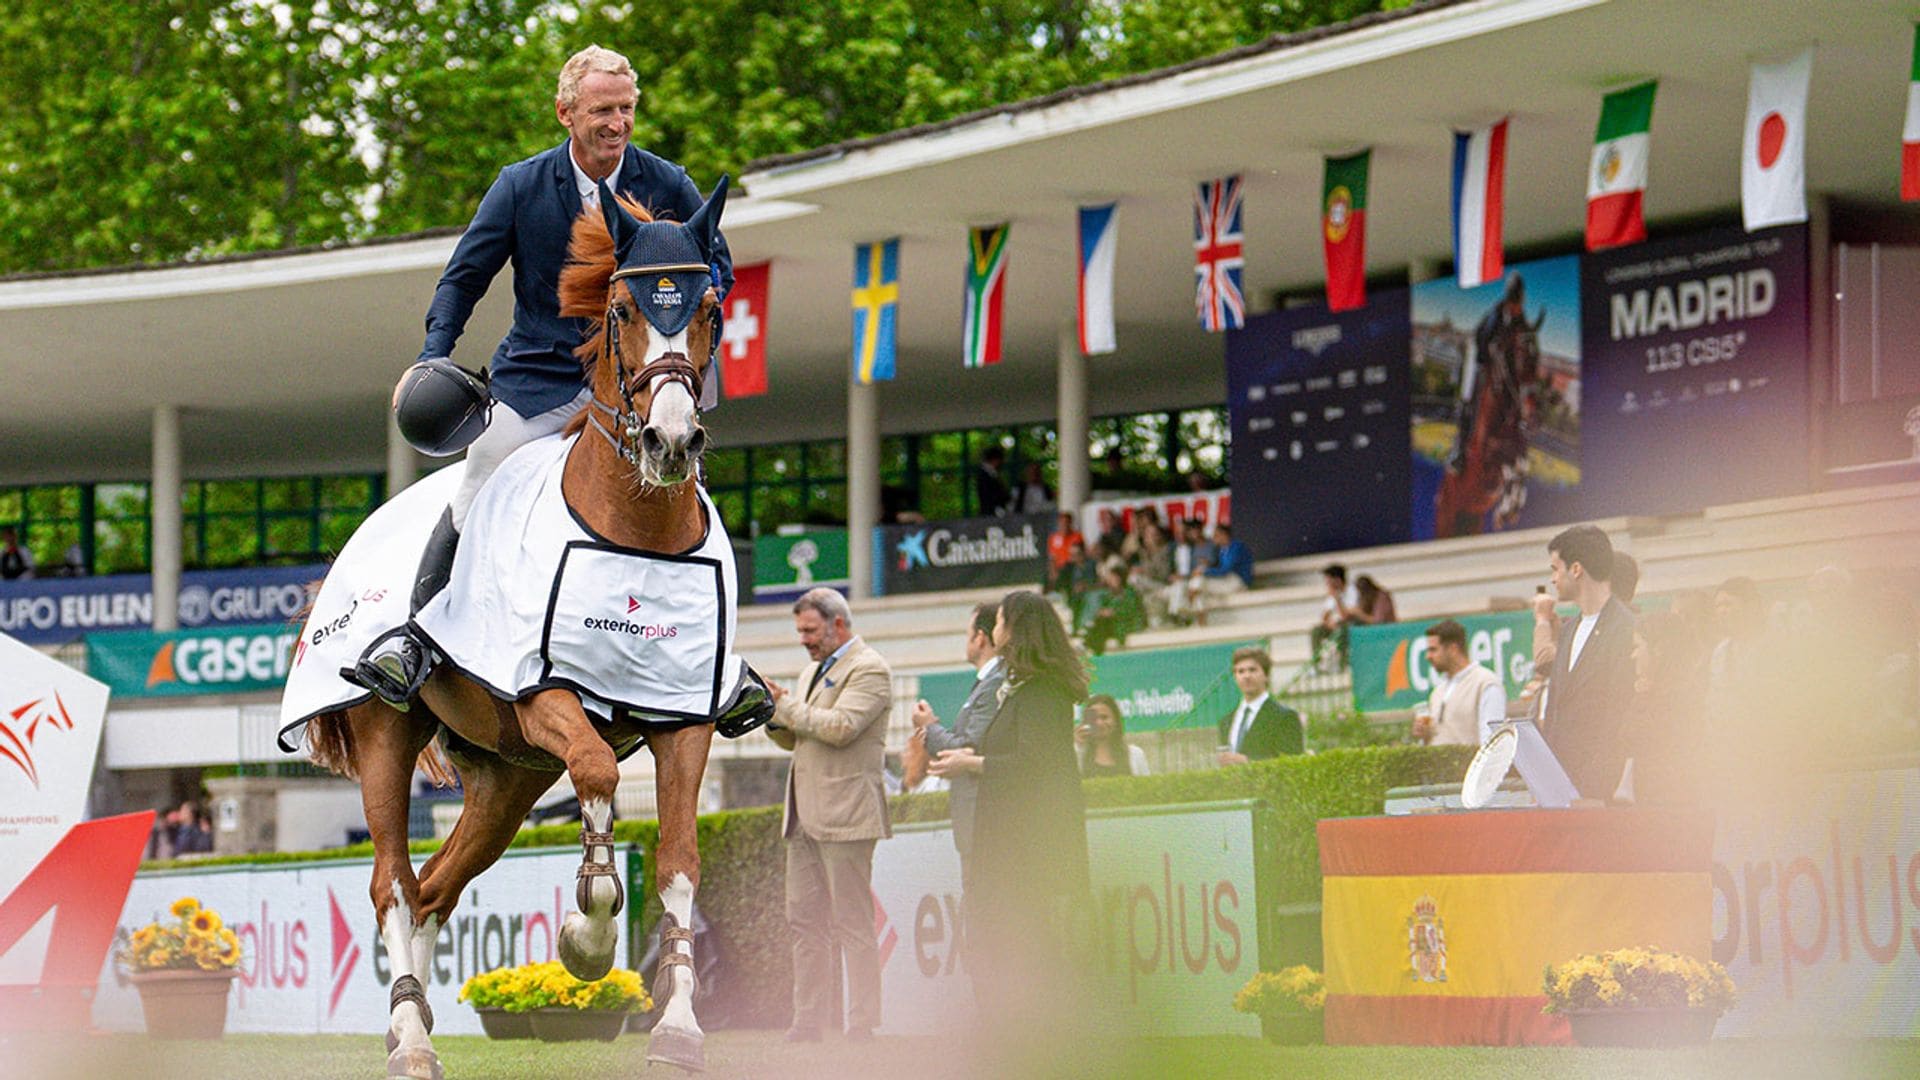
(542, 542, 728, 721)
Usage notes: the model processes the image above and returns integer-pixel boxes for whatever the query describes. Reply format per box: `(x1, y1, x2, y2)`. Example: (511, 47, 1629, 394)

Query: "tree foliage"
(0, 0, 1411, 274)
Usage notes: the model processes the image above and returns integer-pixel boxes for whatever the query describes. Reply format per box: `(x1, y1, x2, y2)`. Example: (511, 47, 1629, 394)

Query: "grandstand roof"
(1, 0, 1907, 485)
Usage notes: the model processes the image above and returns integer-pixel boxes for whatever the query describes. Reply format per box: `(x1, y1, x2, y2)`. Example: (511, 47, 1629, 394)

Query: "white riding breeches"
(449, 388, 592, 531)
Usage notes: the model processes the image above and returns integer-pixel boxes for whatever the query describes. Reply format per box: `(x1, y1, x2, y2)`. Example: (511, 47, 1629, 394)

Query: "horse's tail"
(305, 707, 458, 789)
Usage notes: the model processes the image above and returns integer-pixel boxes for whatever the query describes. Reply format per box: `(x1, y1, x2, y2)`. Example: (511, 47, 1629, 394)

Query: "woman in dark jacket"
(929, 589, 1091, 1020)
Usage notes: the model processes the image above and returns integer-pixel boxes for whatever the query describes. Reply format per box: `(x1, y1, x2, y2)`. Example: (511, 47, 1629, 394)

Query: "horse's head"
(560, 176, 729, 488)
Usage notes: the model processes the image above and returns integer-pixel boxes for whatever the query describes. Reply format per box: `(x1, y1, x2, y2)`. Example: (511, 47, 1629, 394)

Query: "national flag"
(1194, 176, 1246, 332)
(1322, 151, 1369, 312)
(1077, 204, 1117, 355)
(1902, 27, 1920, 200)
(1587, 81, 1657, 251)
(1451, 120, 1508, 289)
(851, 238, 898, 384)
(1743, 49, 1813, 231)
(719, 261, 769, 397)
(961, 224, 1010, 368)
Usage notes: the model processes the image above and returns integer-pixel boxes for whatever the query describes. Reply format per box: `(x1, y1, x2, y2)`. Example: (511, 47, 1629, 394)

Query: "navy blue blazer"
(420, 140, 735, 417)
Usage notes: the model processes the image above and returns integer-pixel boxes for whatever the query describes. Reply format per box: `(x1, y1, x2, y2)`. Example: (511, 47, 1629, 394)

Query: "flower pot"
(474, 1007, 534, 1040)
(130, 968, 238, 1039)
(1260, 1011, 1324, 1045)
(528, 1008, 629, 1042)
(1562, 1006, 1718, 1047)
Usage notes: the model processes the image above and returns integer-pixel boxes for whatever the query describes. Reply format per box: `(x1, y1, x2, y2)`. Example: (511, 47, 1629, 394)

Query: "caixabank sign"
(874, 512, 1052, 596)
(91, 847, 636, 1035)
(87, 623, 300, 698)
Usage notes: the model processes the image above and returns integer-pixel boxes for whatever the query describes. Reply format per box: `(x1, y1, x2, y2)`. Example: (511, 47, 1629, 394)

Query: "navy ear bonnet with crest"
(597, 175, 729, 408)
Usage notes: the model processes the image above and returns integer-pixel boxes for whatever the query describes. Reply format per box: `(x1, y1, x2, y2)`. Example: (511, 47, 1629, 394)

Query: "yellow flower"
(170, 897, 200, 918)
(189, 909, 222, 935)
(131, 925, 157, 950)
(148, 948, 173, 968)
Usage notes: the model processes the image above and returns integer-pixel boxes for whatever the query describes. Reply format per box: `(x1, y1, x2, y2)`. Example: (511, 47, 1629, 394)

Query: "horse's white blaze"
(657, 871, 703, 1035)
(381, 882, 432, 1051)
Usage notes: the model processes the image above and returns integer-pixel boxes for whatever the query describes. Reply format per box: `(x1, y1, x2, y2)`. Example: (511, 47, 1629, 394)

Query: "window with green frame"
(183, 475, 383, 569)
(0, 484, 84, 574)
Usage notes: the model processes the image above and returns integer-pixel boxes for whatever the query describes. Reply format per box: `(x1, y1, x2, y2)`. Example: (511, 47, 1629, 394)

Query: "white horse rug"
(279, 434, 744, 749)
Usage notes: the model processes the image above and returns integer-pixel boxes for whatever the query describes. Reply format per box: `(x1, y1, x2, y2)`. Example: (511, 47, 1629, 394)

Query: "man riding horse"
(1438, 272, 1545, 535)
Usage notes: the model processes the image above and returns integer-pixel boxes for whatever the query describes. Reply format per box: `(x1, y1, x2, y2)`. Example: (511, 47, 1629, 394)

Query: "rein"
(585, 262, 709, 469)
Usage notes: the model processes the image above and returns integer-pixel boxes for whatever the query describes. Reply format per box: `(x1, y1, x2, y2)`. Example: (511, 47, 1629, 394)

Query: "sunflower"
(170, 897, 200, 918)
(217, 939, 243, 966)
(148, 948, 173, 968)
(189, 909, 222, 935)
(218, 928, 240, 950)
(131, 925, 157, 950)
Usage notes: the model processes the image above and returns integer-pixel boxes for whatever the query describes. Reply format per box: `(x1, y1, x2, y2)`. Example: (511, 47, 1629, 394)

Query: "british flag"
(1193, 175, 1246, 332)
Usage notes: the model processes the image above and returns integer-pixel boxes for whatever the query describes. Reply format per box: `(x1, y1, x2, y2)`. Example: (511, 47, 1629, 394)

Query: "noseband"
(586, 264, 709, 469)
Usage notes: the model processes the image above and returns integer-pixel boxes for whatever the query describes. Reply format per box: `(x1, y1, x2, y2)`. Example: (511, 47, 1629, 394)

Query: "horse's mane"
(559, 195, 655, 437)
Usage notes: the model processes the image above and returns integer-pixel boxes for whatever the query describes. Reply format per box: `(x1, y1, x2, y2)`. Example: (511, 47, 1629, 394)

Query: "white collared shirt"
(569, 143, 615, 208)
(1568, 612, 1601, 669)
(975, 655, 1002, 681)
(1231, 692, 1270, 752)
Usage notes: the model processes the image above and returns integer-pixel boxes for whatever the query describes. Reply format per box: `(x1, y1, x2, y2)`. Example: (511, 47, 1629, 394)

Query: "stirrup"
(715, 663, 776, 739)
(354, 628, 433, 711)
(576, 828, 625, 918)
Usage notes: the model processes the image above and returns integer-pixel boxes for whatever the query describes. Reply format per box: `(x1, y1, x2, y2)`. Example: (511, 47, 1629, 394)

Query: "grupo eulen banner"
(0, 564, 323, 645)
(1348, 611, 1535, 713)
(87, 622, 298, 698)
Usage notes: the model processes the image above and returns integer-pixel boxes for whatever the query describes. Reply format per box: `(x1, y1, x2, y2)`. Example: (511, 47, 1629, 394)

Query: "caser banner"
(92, 846, 636, 1035)
(872, 802, 1271, 1036)
(87, 622, 298, 698)
(874, 512, 1051, 597)
(0, 563, 324, 646)
(1348, 611, 1535, 713)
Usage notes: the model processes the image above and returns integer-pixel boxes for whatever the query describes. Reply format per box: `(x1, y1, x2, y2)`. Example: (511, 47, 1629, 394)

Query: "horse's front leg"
(642, 722, 715, 1072)
(516, 689, 623, 981)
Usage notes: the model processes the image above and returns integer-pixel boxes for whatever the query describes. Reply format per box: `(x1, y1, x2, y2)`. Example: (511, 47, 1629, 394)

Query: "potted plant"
(117, 896, 244, 1039)
(459, 960, 651, 1042)
(1232, 965, 1325, 1044)
(1542, 947, 1736, 1046)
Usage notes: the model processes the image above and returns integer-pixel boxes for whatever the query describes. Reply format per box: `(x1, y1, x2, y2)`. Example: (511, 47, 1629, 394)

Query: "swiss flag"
(720, 262, 769, 398)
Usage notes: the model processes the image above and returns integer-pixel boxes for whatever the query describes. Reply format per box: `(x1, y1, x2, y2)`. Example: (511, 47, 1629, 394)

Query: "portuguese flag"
(1904, 26, 1920, 201)
(1322, 149, 1370, 312)
(1586, 81, 1656, 251)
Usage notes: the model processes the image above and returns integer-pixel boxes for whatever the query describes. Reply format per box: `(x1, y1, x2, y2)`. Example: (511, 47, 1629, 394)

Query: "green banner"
(751, 530, 849, 601)
(87, 622, 299, 698)
(913, 638, 1257, 735)
(1348, 611, 1536, 713)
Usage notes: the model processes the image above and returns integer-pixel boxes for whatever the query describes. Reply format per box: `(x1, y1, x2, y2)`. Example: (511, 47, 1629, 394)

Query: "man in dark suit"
(909, 603, 1005, 900)
(1217, 646, 1304, 764)
(359, 44, 734, 706)
(973, 445, 1012, 517)
(1540, 524, 1636, 800)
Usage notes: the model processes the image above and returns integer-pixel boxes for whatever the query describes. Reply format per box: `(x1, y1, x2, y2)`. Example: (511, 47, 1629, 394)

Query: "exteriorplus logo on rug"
(583, 596, 678, 639)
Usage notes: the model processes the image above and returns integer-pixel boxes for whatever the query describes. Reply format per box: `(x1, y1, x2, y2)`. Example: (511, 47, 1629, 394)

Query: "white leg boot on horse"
(642, 722, 714, 1073)
(379, 889, 443, 1080)
(516, 689, 625, 982)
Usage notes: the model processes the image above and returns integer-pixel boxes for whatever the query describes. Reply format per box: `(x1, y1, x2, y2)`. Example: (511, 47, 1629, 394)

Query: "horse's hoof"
(387, 1045, 443, 1080)
(558, 911, 616, 981)
(647, 1025, 706, 1072)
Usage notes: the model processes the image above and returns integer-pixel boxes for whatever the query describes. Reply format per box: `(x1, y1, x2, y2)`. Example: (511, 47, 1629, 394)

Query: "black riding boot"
(354, 508, 459, 710)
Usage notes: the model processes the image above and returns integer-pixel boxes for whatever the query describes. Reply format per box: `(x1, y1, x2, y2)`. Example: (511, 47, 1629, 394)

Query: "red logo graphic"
(0, 692, 76, 789)
(628, 596, 643, 614)
(871, 889, 898, 969)
(328, 887, 361, 1018)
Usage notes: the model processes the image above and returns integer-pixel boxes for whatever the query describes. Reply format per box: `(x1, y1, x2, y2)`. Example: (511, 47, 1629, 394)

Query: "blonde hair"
(556, 45, 636, 107)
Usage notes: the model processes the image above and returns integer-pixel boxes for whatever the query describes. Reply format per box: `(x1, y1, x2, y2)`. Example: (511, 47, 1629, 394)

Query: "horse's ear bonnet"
(597, 177, 731, 409)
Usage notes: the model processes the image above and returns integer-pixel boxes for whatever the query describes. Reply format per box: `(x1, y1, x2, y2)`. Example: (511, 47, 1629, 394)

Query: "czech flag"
(1451, 119, 1508, 289)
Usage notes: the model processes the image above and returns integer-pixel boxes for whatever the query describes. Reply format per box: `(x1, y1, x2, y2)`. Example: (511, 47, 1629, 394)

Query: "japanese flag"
(1742, 48, 1813, 231)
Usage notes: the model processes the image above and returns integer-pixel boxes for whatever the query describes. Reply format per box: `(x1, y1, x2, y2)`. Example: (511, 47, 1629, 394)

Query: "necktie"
(807, 656, 836, 698)
(1234, 704, 1252, 751)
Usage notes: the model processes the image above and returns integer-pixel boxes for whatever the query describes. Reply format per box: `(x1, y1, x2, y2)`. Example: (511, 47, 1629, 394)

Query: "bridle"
(585, 262, 713, 468)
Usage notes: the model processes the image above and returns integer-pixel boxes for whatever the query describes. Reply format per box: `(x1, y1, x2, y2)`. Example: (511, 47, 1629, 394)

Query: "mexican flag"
(961, 223, 1009, 368)
(1322, 149, 1369, 312)
(1904, 26, 1920, 201)
(1586, 81, 1657, 251)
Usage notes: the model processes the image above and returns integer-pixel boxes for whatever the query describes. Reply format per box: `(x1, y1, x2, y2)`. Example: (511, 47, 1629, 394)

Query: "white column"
(151, 405, 183, 632)
(1056, 323, 1090, 512)
(386, 409, 420, 501)
(846, 380, 879, 601)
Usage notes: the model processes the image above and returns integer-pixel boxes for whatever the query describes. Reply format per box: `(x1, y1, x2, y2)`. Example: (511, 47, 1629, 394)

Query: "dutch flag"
(1451, 119, 1508, 290)
(1077, 203, 1117, 356)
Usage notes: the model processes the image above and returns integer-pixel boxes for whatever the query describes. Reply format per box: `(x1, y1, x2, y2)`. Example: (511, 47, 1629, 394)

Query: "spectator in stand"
(1166, 519, 1217, 624)
(1076, 694, 1148, 777)
(1045, 512, 1083, 593)
(1079, 563, 1145, 656)
(1, 528, 33, 580)
(1217, 646, 1304, 764)
(1118, 507, 1160, 565)
(1310, 564, 1361, 670)
(1178, 522, 1251, 627)
(1010, 462, 1055, 515)
(171, 800, 214, 854)
(1414, 619, 1506, 747)
(1055, 539, 1101, 626)
(974, 444, 1012, 517)
(1132, 519, 1176, 625)
(909, 603, 1006, 903)
(1538, 525, 1637, 801)
(1342, 574, 1397, 627)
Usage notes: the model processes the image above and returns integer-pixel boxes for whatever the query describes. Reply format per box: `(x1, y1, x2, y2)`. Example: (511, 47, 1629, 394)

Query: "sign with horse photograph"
(1409, 253, 1583, 540)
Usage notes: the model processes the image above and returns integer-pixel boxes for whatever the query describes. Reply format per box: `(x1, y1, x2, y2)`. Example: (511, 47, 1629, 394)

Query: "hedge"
(144, 744, 1472, 1026)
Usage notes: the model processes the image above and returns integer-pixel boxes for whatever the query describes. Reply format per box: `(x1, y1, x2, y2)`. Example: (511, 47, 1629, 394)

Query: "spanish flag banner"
(1318, 808, 1713, 1046)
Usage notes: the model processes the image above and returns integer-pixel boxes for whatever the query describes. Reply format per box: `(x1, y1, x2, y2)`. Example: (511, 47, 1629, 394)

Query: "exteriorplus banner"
(1348, 611, 1535, 713)
(87, 622, 299, 698)
(1227, 290, 1411, 558)
(874, 513, 1051, 597)
(0, 564, 323, 646)
(1579, 223, 1811, 516)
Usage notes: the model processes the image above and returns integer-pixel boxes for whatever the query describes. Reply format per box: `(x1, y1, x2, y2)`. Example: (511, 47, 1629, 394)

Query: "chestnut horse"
(303, 182, 730, 1077)
(1434, 306, 1544, 538)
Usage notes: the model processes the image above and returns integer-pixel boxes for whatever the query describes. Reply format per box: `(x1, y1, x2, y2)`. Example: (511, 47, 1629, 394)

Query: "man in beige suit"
(766, 587, 893, 1041)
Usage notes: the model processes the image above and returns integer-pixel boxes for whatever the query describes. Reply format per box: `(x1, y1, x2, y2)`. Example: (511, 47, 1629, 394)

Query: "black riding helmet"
(393, 358, 492, 456)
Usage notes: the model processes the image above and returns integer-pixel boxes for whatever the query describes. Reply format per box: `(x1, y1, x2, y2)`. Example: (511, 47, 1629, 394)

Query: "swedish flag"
(851, 238, 899, 384)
